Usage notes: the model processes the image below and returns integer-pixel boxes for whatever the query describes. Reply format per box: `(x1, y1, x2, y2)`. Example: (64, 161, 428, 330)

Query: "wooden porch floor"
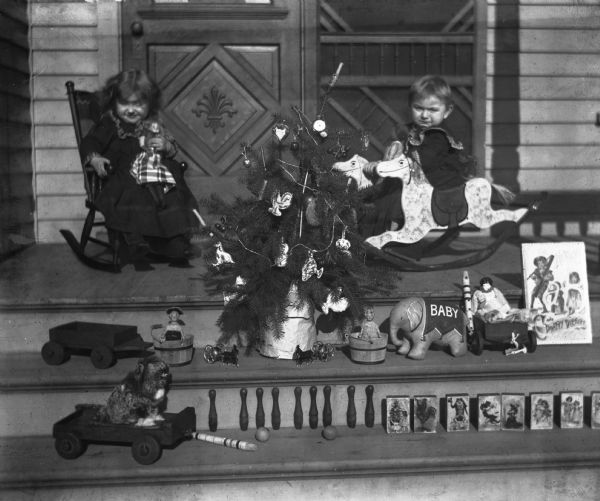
(1, 236, 599, 309)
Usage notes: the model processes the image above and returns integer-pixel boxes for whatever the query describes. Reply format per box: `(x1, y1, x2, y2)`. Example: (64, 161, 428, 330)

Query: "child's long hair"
(101, 69, 161, 116)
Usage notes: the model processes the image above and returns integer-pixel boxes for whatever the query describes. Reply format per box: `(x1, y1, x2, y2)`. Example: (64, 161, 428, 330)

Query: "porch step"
(2, 424, 599, 490)
(2, 344, 600, 437)
(2, 238, 600, 354)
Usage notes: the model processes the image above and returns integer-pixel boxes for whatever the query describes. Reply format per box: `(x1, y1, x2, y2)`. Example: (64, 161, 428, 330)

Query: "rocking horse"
(333, 142, 543, 271)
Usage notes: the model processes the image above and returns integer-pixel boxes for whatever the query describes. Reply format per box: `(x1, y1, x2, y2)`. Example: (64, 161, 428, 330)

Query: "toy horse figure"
(333, 144, 529, 249)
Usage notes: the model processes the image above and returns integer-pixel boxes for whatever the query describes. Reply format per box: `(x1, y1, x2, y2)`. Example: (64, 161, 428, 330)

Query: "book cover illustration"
(530, 392, 554, 430)
(560, 391, 584, 429)
(386, 396, 411, 434)
(413, 395, 438, 433)
(501, 393, 525, 431)
(478, 394, 501, 432)
(447, 394, 470, 432)
(521, 241, 592, 345)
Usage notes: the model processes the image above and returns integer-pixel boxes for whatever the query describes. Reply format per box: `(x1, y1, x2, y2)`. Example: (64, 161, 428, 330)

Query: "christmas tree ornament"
(290, 128, 300, 152)
(335, 228, 351, 256)
(272, 121, 290, 142)
(327, 139, 351, 161)
(321, 287, 349, 314)
(241, 143, 252, 167)
(304, 195, 320, 227)
(274, 238, 290, 267)
(223, 276, 247, 304)
(212, 241, 235, 269)
(268, 190, 293, 216)
(361, 130, 370, 151)
(301, 251, 323, 281)
(312, 117, 326, 134)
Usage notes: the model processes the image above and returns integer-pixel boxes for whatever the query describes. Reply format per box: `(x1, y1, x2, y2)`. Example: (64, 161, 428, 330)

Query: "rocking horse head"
(332, 144, 415, 190)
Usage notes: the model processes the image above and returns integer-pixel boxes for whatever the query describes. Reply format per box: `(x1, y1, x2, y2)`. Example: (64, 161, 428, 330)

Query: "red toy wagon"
(42, 321, 153, 369)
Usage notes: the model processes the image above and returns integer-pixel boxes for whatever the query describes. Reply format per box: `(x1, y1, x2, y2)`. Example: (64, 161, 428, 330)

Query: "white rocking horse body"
(333, 149, 528, 249)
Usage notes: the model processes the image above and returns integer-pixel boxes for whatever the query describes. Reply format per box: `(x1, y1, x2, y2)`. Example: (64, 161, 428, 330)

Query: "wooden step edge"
(3, 343, 600, 393)
(2, 426, 599, 489)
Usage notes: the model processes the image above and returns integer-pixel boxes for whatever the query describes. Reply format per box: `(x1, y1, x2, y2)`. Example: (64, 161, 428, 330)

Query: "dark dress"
(360, 123, 474, 237)
(80, 111, 198, 256)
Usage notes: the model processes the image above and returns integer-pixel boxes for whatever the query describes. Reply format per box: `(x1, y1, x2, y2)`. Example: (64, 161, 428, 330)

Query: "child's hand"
(147, 136, 166, 151)
(89, 156, 111, 178)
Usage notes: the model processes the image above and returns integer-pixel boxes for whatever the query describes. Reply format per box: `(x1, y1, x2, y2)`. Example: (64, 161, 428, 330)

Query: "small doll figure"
(358, 305, 382, 343)
(130, 120, 177, 208)
(472, 277, 512, 322)
(153, 306, 185, 344)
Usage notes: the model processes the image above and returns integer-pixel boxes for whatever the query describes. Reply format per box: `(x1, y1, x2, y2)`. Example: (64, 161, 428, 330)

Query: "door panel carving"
(122, 0, 318, 200)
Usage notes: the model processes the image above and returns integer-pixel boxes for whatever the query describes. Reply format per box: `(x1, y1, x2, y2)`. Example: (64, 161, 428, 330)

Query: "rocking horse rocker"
(333, 141, 544, 271)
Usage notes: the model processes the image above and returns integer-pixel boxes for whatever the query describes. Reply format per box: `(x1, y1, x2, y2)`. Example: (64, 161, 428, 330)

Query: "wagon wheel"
(42, 341, 69, 365)
(132, 435, 162, 465)
(203, 345, 217, 364)
(528, 330, 537, 353)
(90, 344, 116, 369)
(55, 432, 87, 459)
(469, 329, 484, 356)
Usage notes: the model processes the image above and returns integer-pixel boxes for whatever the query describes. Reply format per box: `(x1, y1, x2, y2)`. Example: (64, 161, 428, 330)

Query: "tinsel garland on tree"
(198, 64, 393, 348)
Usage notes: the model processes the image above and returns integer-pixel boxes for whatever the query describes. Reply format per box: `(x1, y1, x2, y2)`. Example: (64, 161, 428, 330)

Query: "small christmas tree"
(198, 63, 392, 356)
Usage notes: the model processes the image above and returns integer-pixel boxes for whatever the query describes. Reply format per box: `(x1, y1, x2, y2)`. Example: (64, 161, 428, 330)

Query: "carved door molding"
(121, 0, 318, 200)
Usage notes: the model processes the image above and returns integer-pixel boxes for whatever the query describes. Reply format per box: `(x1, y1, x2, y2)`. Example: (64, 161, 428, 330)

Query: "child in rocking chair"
(80, 69, 199, 270)
(361, 74, 475, 236)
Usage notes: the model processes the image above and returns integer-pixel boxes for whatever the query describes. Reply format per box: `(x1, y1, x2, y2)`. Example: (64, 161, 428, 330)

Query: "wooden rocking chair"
(60, 81, 122, 272)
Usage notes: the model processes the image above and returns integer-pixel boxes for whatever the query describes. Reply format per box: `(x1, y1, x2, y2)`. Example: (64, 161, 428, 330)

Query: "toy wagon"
(42, 321, 153, 369)
(53, 404, 196, 465)
(470, 317, 537, 356)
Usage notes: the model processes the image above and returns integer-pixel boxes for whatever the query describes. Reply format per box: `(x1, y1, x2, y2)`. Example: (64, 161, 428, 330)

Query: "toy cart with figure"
(469, 317, 537, 356)
(42, 321, 153, 369)
(53, 404, 196, 465)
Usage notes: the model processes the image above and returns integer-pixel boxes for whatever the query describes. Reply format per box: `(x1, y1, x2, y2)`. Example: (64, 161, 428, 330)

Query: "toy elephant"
(388, 297, 468, 360)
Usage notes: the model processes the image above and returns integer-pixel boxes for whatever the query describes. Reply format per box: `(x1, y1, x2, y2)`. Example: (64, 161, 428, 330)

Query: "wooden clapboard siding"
(34, 148, 81, 174)
(489, 28, 600, 53)
(31, 0, 100, 243)
(486, 0, 600, 196)
(488, 100, 599, 124)
(487, 77, 600, 100)
(0, 0, 34, 257)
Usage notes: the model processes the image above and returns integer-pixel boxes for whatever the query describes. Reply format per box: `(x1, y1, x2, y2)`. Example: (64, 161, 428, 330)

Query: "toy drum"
(349, 335, 387, 364)
(154, 335, 194, 366)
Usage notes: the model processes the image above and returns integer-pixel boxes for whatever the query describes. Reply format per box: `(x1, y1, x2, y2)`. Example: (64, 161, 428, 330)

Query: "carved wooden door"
(122, 0, 318, 200)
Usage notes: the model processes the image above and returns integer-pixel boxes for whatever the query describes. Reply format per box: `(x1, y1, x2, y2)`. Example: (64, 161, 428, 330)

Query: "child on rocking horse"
(360, 75, 475, 236)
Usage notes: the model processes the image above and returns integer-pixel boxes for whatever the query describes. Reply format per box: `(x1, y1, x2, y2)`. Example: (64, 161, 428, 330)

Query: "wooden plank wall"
(30, 0, 120, 244)
(1, 0, 34, 255)
(486, 0, 600, 194)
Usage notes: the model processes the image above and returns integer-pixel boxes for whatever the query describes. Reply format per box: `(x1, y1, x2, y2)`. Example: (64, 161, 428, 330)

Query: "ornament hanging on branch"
(327, 132, 351, 160)
(274, 238, 290, 268)
(335, 228, 351, 257)
(321, 287, 350, 314)
(211, 241, 235, 269)
(241, 143, 252, 167)
(312, 116, 328, 139)
(304, 195, 320, 227)
(272, 120, 290, 142)
(360, 130, 370, 151)
(301, 250, 323, 281)
(223, 275, 247, 305)
(290, 127, 300, 152)
(268, 191, 293, 216)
